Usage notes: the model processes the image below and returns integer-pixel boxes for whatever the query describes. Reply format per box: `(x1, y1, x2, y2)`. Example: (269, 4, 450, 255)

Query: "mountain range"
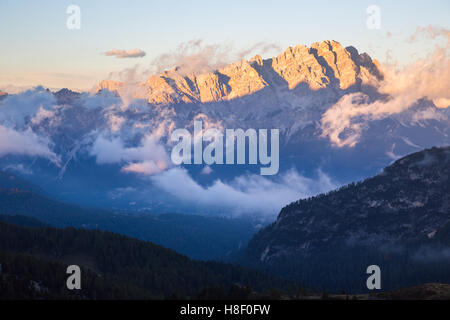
(0, 40, 448, 216)
(97, 40, 382, 105)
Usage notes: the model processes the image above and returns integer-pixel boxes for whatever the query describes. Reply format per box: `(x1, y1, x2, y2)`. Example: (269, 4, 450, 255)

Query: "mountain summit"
(98, 40, 382, 105)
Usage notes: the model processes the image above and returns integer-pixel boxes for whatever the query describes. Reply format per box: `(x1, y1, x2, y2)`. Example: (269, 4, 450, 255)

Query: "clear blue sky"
(0, 0, 449, 90)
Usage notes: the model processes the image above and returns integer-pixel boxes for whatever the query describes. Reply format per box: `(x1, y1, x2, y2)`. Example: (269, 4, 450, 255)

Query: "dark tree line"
(0, 220, 291, 299)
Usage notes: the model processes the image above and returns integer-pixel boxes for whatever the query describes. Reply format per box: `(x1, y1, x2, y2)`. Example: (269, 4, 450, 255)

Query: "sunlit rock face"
(96, 80, 125, 94)
(98, 40, 382, 105)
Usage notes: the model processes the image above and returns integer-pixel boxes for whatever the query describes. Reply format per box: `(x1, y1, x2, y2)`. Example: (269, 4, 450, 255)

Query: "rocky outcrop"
(0, 91, 7, 100)
(97, 40, 382, 105)
(54, 88, 80, 105)
(96, 80, 125, 94)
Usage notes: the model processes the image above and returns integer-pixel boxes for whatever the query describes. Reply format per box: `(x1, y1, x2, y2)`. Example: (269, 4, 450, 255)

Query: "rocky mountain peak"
(96, 80, 125, 94)
(54, 88, 80, 105)
(97, 41, 382, 105)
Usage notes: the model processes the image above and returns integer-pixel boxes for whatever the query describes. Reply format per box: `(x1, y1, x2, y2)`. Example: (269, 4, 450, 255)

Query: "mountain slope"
(0, 221, 286, 299)
(243, 146, 450, 291)
(0, 214, 48, 227)
(0, 177, 257, 260)
(0, 171, 48, 196)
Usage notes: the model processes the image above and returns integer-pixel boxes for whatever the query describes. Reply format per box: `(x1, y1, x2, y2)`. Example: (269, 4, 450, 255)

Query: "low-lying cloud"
(151, 167, 337, 218)
(0, 87, 60, 164)
(0, 86, 56, 128)
(0, 125, 59, 163)
(90, 132, 170, 176)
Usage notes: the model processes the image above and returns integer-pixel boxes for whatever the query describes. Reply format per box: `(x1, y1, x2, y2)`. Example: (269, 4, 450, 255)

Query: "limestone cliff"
(98, 40, 382, 104)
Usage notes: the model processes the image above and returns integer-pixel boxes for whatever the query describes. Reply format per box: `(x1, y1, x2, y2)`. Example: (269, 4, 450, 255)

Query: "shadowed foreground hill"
(243, 146, 450, 292)
(0, 220, 286, 299)
(376, 283, 450, 300)
(0, 173, 257, 261)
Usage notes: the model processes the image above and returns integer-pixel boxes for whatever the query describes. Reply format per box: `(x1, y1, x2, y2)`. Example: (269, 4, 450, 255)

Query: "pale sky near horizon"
(0, 0, 449, 91)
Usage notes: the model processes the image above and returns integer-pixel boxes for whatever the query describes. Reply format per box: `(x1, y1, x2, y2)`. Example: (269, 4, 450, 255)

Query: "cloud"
(0, 87, 60, 163)
(31, 106, 56, 125)
(386, 143, 401, 161)
(90, 132, 170, 176)
(0, 86, 56, 128)
(108, 186, 137, 200)
(411, 106, 448, 123)
(2, 163, 33, 175)
(0, 125, 59, 163)
(201, 165, 212, 175)
(432, 98, 450, 109)
(151, 167, 337, 217)
(321, 26, 450, 147)
(408, 25, 450, 42)
(105, 49, 146, 59)
(107, 114, 126, 132)
(150, 39, 281, 76)
(121, 161, 167, 175)
(80, 90, 122, 109)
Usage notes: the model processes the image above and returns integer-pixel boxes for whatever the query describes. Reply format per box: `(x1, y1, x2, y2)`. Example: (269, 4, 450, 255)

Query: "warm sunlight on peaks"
(96, 41, 382, 106)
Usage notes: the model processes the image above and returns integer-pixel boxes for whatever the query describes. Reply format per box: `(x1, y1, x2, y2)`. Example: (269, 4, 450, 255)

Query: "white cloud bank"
(0, 125, 59, 163)
(151, 167, 336, 217)
(0, 86, 56, 128)
(0, 87, 60, 163)
(150, 39, 281, 76)
(90, 133, 170, 176)
(321, 26, 450, 147)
